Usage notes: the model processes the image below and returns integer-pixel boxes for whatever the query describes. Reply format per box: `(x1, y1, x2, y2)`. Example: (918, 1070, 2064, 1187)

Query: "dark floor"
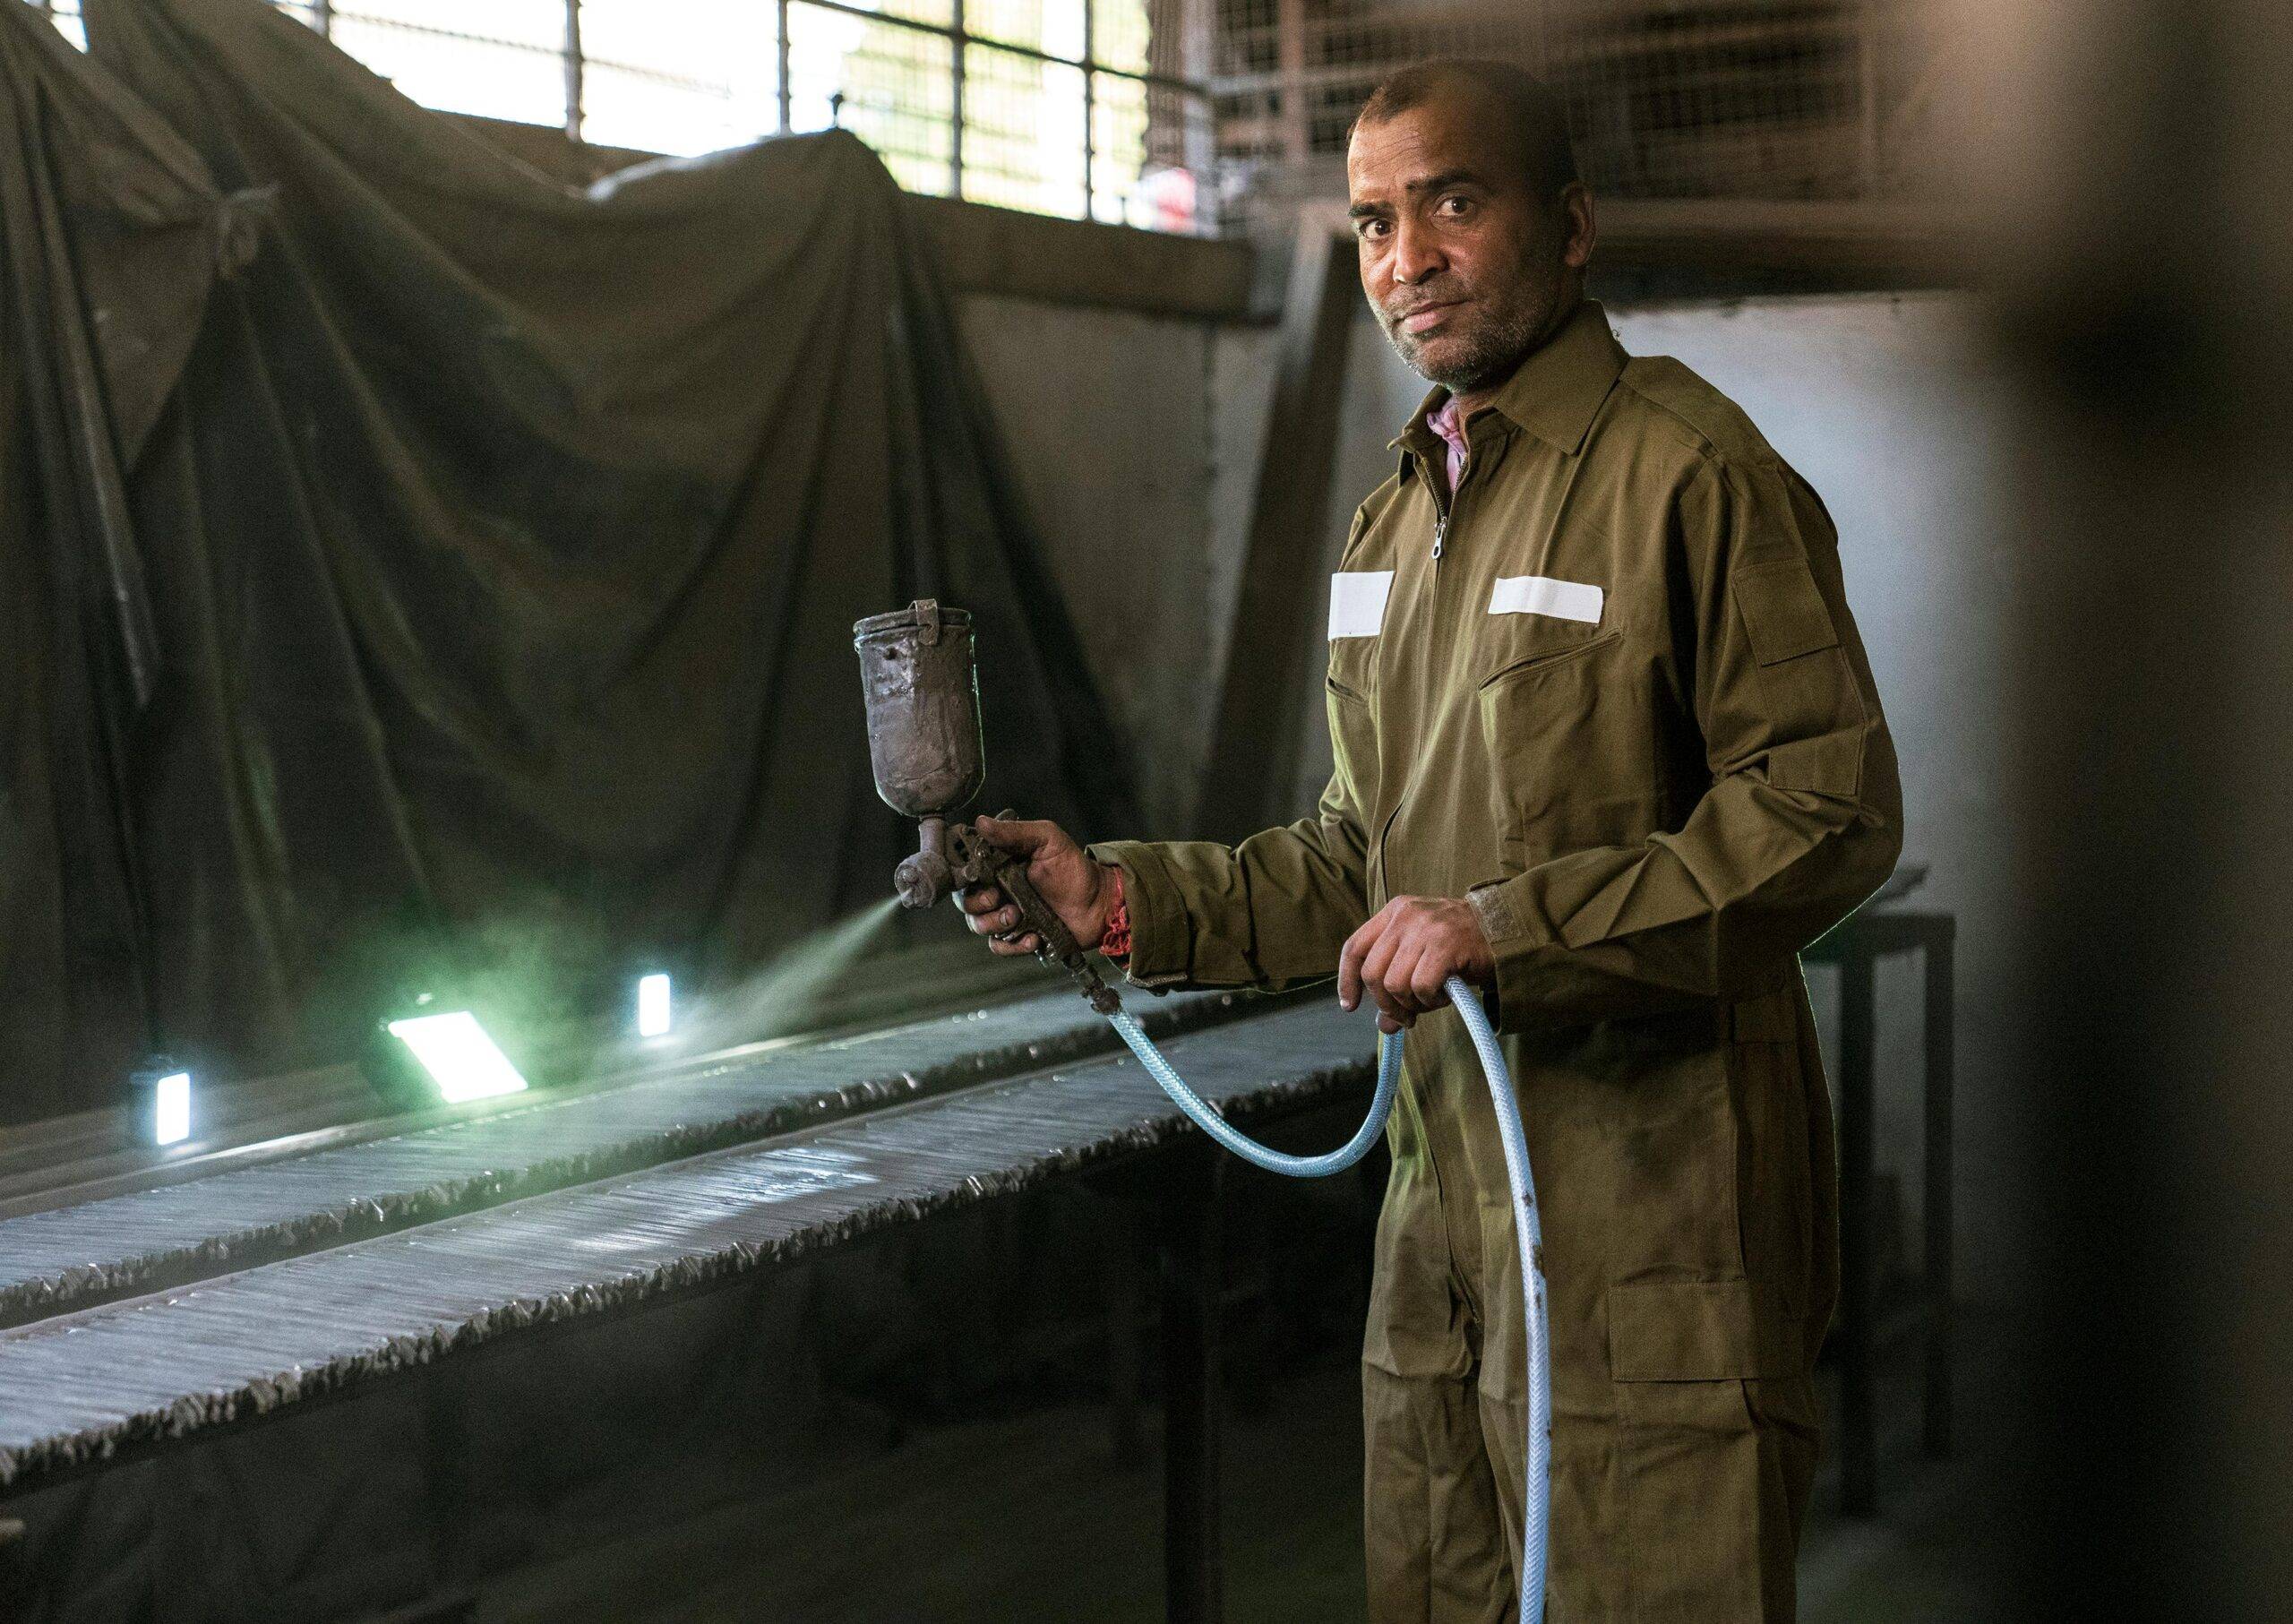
(485, 1322, 2010, 1623)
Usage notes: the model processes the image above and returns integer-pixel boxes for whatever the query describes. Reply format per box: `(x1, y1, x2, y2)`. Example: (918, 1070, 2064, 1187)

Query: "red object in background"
(1138, 166, 1197, 236)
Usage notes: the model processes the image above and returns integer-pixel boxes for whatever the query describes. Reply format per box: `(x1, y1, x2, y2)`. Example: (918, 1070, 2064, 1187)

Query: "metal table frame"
(1803, 907, 1956, 1517)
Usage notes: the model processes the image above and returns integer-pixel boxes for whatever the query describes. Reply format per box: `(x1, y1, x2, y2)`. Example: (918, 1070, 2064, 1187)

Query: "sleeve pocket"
(1733, 556, 1839, 666)
(1765, 733, 1862, 796)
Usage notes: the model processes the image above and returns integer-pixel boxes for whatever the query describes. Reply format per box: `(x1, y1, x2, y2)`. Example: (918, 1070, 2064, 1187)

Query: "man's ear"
(1560, 182, 1596, 270)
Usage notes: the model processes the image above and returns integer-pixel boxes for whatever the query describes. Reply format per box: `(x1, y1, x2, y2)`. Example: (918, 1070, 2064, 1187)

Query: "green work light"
(129, 1058, 193, 1147)
(385, 1010, 530, 1104)
(637, 972, 672, 1038)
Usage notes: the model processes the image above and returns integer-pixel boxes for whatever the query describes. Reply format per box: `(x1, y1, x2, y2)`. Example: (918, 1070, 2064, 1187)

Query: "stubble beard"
(1382, 217, 1572, 395)
(1386, 293, 1546, 395)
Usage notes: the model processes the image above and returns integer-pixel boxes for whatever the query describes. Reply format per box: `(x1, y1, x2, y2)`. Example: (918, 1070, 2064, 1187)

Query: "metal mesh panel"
(1095, 0, 1151, 74)
(963, 41, 1090, 215)
(788, 3, 957, 194)
(330, 0, 566, 128)
(578, 0, 777, 158)
(969, 0, 1085, 56)
(1089, 66, 1148, 220)
(1209, 0, 1941, 231)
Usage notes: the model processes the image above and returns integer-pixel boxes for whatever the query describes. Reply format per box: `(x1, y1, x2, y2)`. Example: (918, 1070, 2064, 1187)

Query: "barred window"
(24, 0, 1216, 235)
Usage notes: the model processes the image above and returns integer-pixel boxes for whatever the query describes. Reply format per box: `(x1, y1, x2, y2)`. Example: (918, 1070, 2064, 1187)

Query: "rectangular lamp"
(153, 1071, 191, 1146)
(386, 1010, 529, 1104)
(131, 1061, 193, 1147)
(637, 972, 672, 1038)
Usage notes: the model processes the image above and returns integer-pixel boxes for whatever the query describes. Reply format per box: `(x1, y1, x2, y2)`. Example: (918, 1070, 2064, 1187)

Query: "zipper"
(1378, 443, 1474, 898)
(1434, 449, 1471, 562)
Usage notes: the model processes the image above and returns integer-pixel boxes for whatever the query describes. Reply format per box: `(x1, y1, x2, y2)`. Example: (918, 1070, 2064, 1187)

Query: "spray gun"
(854, 599, 1121, 1016)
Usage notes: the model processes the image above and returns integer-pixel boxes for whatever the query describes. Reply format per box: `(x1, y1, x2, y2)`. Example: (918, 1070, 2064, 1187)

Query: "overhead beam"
(1593, 198, 1960, 282)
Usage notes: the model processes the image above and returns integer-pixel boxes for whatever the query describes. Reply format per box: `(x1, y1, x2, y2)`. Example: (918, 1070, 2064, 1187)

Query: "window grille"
(24, 0, 1220, 235)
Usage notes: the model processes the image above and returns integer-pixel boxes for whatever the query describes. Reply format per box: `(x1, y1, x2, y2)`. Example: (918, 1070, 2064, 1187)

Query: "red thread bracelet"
(1098, 868, 1131, 961)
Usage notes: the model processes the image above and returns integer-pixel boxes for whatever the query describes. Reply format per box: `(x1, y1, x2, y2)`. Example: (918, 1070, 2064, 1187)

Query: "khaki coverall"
(1093, 300, 1901, 1621)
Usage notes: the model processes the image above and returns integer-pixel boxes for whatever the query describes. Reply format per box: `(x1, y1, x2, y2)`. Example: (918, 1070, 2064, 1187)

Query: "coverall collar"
(1391, 297, 1626, 480)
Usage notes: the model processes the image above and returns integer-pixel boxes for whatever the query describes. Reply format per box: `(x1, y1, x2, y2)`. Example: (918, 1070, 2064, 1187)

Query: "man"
(961, 59, 1901, 1621)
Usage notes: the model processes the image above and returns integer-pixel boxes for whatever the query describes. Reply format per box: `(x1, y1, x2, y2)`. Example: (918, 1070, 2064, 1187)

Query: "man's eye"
(1357, 218, 1391, 240)
(1438, 195, 1475, 218)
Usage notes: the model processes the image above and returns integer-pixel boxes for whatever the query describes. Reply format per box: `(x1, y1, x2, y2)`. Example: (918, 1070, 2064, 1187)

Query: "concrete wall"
(953, 295, 1224, 837)
(950, 290, 1287, 842)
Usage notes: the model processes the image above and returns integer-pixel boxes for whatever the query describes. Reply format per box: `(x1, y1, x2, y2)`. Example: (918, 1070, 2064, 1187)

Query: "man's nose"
(1389, 218, 1447, 287)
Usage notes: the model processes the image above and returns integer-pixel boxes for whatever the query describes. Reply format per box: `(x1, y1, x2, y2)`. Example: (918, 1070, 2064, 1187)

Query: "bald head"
(1352, 59, 1579, 207)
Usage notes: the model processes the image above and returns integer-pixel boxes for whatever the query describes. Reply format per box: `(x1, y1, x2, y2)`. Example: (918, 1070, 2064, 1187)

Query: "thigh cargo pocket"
(1606, 1279, 1806, 1382)
(1605, 1280, 1817, 1619)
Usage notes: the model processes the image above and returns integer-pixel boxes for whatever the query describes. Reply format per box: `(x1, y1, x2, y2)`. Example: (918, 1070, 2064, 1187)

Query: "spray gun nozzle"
(893, 853, 949, 909)
(895, 817, 955, 909)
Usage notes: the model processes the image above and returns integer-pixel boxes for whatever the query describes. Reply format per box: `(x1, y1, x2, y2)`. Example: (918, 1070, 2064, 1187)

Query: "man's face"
(1347, 90, 1581, 394)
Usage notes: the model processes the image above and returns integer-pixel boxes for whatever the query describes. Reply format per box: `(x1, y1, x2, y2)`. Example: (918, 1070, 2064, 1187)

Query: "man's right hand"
(958, 816, 1116, 957)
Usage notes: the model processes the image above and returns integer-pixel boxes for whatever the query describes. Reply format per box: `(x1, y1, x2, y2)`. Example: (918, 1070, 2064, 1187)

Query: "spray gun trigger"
(988, 844, 1123, 1017)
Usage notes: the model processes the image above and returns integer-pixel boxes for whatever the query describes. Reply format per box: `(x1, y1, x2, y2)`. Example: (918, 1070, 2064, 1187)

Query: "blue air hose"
(1106, 975, 1551, 1622)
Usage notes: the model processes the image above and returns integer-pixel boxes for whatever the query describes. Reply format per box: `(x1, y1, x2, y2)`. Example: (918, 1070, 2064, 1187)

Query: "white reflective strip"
(1488, 575, 1603, 624)
(1327, 571, 1396, 639)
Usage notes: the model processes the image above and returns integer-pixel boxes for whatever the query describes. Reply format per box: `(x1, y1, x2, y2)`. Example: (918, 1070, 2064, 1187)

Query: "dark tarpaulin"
(0, 0, 1129, 1121)
(0, 0, 234, 1122)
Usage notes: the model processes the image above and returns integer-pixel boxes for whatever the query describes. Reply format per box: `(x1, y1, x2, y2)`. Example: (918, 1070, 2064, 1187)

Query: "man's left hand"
(1337, 896, 1496, 1034)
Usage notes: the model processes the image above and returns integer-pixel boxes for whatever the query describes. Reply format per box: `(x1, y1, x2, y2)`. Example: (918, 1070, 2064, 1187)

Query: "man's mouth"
(1390, 298, 1464, 336)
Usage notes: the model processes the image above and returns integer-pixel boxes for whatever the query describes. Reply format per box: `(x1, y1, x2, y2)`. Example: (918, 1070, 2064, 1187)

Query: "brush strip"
(0, 1001, 1378, 1490)
(0, 987, 1259, 1326)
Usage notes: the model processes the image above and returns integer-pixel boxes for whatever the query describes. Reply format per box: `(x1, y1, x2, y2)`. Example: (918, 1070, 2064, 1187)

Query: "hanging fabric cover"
(0, 0, 1129, 1120)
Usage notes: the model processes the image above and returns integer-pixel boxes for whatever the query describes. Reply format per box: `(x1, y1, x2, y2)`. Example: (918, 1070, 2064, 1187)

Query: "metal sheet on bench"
(0, 988, 1251, 1324)
(0, 1000, 1378, 1490)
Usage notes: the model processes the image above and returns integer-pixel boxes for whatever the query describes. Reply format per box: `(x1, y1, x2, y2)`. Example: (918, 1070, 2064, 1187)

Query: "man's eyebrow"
(1404, 168, 1488, 196)
(1349, 168, 1489, 218)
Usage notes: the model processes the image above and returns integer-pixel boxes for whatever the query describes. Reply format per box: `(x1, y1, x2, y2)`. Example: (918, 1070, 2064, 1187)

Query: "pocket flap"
(1328, 571, 1395, 640)
(1607, 1279, 1806, 1380)
(1732, 556, 1839, 666)
(1488, 574, 1603, 624)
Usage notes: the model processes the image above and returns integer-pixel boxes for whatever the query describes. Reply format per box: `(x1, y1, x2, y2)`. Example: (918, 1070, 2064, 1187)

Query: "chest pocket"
(1476, 572, 1612, 688)
(1473, 578, 1657, 865)
(1324, 570, 1388, 812)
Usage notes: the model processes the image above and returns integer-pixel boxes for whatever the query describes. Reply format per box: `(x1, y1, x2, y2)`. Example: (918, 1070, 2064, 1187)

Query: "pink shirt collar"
(1428, 394, 1471, 494)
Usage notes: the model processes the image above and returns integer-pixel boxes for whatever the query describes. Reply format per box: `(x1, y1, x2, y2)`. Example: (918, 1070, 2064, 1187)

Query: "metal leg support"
(1837, 943, 1878, 1517)
(1106, 1192, 1146, 1468)
(1161, 1143, 1224, 1624)
(1922, 924, 1957, 1459)
(0, 1517, 25, 1615)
